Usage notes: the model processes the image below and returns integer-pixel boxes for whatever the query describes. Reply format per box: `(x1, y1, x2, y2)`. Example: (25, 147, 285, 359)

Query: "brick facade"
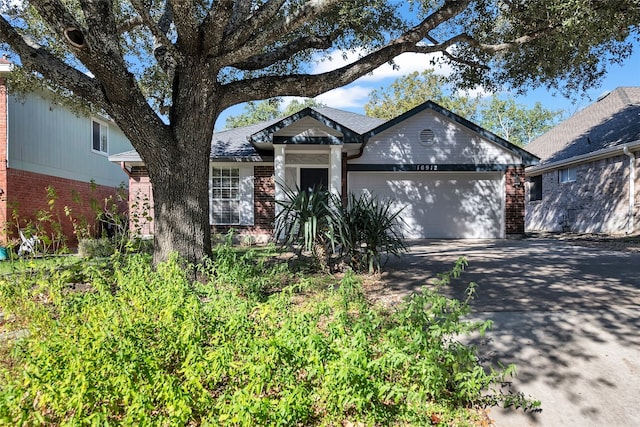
(526, 154, 638, 234)
(212, 165, 275, 242)
(505, 165, 526, 237)
(128, 166, 155, 236)
(2, 168, 126, 247)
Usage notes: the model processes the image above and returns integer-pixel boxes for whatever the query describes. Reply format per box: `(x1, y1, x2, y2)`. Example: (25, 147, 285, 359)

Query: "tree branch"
(230, 34, 338, 70)
(423, 34, 490, 70)
(0, 15, 106, 104)
(28, 0, 88, 49)
(202, 0, 236, 53)
(128, 0, 180, 75)
(167, 0, 200, 52)
(222, 0, 288, 51)
(217, 0, 338, 67)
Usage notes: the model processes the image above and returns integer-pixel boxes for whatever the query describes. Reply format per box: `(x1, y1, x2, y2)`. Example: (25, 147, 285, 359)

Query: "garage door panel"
(349, 172, 504, 239)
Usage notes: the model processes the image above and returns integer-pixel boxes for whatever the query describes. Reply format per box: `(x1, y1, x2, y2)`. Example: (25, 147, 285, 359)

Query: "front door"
(300, 168, 328, 193)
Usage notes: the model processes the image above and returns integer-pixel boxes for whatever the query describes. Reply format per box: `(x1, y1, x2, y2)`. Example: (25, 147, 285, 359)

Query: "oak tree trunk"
(148, 144, 212, 265)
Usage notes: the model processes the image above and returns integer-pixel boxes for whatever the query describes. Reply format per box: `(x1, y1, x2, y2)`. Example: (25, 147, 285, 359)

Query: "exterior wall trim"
(526, 140, 640, 175)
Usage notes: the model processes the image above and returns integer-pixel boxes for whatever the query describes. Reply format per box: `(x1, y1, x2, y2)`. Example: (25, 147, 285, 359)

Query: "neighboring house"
(0, 57, 133, 246)
(110, 101, 538, 242)
(525, 87, 640, 235)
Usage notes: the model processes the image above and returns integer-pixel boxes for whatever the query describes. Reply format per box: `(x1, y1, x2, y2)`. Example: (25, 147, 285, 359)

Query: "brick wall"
(128, 166, 154, 236)
(3, 168, 126, 247)
(129, 165, 276, 243)
(526, 155, 632, 234)
(505, 165, 525, 236)
(212, 165, 275, 243)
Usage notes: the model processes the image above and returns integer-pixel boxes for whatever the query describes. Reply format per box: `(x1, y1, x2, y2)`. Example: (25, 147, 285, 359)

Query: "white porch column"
(274, 145, 286, 216)
(329, 145, 342, 198)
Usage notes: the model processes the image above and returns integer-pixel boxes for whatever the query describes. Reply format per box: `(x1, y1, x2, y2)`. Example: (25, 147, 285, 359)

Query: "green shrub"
(77, 237, 115, 258)
(275, 189, 407, 273)
(334, 193, 407, 273)
(0, 254, 539, 426)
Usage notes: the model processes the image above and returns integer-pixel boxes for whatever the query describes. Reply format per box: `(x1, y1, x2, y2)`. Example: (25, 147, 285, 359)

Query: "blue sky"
(215, 41, 639, 129)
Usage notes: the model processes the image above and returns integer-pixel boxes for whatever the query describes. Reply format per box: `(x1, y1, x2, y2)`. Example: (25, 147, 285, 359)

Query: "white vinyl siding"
(349, 109, 521, 165)
(7, 91, 133, 187)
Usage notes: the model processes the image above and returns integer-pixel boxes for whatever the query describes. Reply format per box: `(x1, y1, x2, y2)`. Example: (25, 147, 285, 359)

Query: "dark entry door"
(300, 168, 328, 193)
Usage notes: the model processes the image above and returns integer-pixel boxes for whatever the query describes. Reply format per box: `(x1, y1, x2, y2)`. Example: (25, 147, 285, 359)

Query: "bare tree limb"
(28, 0, 88, 48)
(117, 16, 144, 34)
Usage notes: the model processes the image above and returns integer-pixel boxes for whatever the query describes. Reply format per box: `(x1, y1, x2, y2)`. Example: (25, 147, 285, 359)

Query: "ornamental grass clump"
(0, 251, 539, 426)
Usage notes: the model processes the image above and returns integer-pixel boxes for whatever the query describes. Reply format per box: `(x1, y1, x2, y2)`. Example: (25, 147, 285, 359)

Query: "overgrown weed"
(0, 243, 539, 426)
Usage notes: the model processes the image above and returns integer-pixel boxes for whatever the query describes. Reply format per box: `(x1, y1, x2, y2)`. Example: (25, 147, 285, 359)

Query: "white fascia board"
(525, 140, 640, 175)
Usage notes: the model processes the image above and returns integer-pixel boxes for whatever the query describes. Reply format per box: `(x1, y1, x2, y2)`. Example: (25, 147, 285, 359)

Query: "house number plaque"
(415, 164, 439, 171)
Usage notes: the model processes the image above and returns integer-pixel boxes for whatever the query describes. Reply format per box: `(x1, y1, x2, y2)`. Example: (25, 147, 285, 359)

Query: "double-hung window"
(92, 119, 109, 154)
(559, 166, 577, 183)
(212, 167, 240, 224)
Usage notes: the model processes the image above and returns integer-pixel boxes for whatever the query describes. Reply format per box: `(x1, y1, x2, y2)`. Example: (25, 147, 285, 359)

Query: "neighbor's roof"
(526, 87, 640, 164)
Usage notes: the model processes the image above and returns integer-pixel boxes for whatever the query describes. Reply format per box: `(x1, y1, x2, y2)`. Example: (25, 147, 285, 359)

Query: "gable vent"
(419, 128, 435, 145)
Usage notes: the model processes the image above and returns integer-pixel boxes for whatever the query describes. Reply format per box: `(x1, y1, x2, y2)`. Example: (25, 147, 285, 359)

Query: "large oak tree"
(1, 0, 637, 263)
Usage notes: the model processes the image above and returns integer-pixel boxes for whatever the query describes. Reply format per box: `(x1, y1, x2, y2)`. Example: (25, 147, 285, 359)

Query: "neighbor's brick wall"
(526, 155, 632, 234)
(505, 165, 525, 236)
(4, 168, 126, 247)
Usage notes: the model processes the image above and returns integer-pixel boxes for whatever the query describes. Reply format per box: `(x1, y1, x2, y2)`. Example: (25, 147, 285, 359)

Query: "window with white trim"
(559, 167, 577, 183)
(92, 119, 109, 154)
(212, 167, 240, 224)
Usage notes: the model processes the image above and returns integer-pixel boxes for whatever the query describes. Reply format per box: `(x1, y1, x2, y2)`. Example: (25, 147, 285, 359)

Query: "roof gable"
(365, 100, 539, 165)
(527, 87, 640, 164)
(248, 107, 382, 144)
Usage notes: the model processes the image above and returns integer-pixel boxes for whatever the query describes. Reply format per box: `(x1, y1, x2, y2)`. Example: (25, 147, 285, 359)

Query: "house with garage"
(0, 57, 133, 246)
(110, 101, 539, 242)
(525, 87, 640, 235)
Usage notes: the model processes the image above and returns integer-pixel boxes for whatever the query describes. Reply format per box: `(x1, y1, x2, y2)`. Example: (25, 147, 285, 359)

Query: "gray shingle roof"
(214, 107, 383, 157)
(526, 87, 640, 164)
(310, 107, 385, 133)
(211, 118, 281, 160)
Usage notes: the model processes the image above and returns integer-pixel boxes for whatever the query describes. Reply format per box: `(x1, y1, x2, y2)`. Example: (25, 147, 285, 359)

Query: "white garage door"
(348, 172, 504, 239)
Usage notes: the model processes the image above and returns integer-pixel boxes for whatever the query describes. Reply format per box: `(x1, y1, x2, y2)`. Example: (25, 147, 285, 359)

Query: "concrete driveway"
(382, 238, 640, 427)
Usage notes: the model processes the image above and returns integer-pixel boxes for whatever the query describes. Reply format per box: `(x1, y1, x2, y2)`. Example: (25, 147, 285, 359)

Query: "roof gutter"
(525, 140, 640, 175)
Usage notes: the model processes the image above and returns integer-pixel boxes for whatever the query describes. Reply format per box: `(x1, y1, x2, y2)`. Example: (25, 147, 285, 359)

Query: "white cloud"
(314, 85, 371, 109)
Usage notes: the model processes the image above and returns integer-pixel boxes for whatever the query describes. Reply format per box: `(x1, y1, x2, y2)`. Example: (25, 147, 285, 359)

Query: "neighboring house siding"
(8, 92, 130, 188)
(0, 83, 133, 248)
(526, 155, 633, 233)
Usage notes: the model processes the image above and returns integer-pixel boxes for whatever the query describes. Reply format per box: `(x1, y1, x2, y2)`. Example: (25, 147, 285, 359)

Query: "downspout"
(119, 161, 132, 178)
(623, 146, 636, 234)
